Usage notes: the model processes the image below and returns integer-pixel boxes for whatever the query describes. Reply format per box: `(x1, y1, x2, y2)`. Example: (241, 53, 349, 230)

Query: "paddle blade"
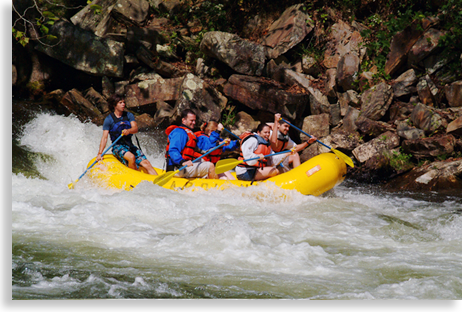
(68, 180, 77, 189)
(215, 158, 243, 174)
(332, 148, 354, 168)
(153, 170, 178, 187)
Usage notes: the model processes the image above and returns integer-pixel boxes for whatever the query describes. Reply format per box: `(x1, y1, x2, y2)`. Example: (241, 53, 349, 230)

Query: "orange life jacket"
(273, 131, 289, 152)
(238, 132, 272, 167)
(194, 131, 223, 164)
(165, 125, 202, 161)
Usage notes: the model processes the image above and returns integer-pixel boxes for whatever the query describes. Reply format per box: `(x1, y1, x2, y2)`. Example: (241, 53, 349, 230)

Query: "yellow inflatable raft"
(86, 153, 347, 196)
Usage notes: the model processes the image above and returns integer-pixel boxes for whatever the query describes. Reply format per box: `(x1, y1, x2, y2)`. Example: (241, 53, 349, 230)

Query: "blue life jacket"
(109, 112, 132, 145)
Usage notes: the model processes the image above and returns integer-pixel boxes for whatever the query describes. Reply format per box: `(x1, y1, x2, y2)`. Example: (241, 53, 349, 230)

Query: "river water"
(11, 108, 462, 300)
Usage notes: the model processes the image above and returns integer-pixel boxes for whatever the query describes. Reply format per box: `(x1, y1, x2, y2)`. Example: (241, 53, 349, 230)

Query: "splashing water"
(12, 112, 462, 299)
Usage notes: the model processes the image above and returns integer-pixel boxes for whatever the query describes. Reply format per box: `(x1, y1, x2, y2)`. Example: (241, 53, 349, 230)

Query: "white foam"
(12, 113, 462, 299)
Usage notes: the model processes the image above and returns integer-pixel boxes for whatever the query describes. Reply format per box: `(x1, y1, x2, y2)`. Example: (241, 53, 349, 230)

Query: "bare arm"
(122, 121, 138, 136)
(269, 113, 281, 151)
(96, 130, 109, 161)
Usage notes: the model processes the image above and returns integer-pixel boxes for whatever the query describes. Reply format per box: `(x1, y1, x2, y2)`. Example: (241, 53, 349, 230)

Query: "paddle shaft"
(154, 140, 228, 186)
(214, 149, 294, 174)
(71, 134, 124, 185)
(176, 140, 227, 172)
(242, 149, 293, 163)
(222, 127, 240, 140)
(280, 118, 332, 150)
(280, 117, 354, 168)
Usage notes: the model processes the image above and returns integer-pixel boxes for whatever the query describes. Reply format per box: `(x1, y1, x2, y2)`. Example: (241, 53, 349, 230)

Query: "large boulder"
(111, 0, 150, 26)
(70, 0, 123, 38)
(338, 90, 360, 116)
(59, 89, 104, 124)
(407, 28, 446, 67)
(385, 16, 437, 76)
(169, 74, 227, 126)
(223, 74, 308, 120)
(124, 76, 183, 108)
(384, 159, 462, 194)
(392, 69, 417, 98)
(359, 82, 394, 121)
(230, 111, 261, 137)
(396, 120, 426, 140)
(153, 101, 175, 129)
(352, 131, 400, 163)
(200, 31, 266, 76)
(323, 20, 364, 69)
(300, 114, 330, 141)
(84, 87, 110, 114)
(447, 116, 462, 137)
(260, 3, 314, 59)
(341, 106, 360, 133)
(416, 77, 436, 106)
(308, 86, 330, 116)
(35, 19, 125, 78)
(336, 52, 360, 92)
(135, 45, 188, 78)
(71, 0, 150, 39)
(389, 101, 415, 121)
(444, 80, 462, 108)
(355, 115, 395, 138)
(402, 134, 456, 158)
(410, 103, 448, 135)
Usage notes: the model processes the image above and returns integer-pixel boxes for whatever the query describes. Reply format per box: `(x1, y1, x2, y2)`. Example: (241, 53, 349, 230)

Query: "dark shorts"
(112, 144, 147, 168)
(236, 168, 257, 181)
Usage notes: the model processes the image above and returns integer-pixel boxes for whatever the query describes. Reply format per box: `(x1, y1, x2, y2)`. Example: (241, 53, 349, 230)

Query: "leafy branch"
(12, 0, 69, 47)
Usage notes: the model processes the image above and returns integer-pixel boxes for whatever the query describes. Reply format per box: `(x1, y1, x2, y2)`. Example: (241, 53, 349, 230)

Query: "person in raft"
(235, 123, 279, 181)
(268, 113, 317, 173)
(165, 109, 219, 179)
(96, 94, 158, 175)
(195, 120, 239, 180)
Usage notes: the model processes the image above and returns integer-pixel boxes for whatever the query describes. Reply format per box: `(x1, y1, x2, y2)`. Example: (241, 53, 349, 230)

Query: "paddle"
(214, 149, 294, 175)
(222, 127, 240, 140)
(153, 141, 227, 187)
(68, 134, 124, 189)
(280, 117, 354, 168)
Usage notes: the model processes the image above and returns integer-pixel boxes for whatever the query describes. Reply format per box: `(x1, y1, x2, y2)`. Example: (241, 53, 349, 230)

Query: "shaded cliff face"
(12, 0, 462, 192)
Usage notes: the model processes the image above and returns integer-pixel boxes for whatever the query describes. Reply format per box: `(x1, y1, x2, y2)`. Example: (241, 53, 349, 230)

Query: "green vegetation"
(221, 104, 237, 128)
(13, 0, 462, 81)
(385, 148, 413, 171)
(12, 0, 84, 47)
(357, 0, 462, 79)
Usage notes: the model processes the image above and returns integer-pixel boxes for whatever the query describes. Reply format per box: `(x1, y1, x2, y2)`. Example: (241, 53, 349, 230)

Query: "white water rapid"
(11, 112, 462, 300)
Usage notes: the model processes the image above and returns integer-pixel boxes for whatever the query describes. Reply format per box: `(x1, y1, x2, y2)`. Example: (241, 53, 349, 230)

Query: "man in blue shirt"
(96, 94, 158, 175)
(165, 109, 218, 179)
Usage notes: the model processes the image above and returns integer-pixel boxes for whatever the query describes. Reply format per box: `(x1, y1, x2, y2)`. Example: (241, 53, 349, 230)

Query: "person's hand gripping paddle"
(280, 118, 354, 168)
(153, 141, 227, 186)
(68, 134, 124, 189)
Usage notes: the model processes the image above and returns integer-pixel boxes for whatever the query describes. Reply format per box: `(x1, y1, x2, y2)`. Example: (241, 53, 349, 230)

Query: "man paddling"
(96, 94, 158, 175)
(269, 113, 317, 173)
(165, 109, 219, 179)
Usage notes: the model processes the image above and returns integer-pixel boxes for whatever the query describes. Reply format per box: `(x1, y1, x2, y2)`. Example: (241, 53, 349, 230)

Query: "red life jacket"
(194, 131, 223, 164)
(238, 132, 272, 168)
(165, 125, 202, 161)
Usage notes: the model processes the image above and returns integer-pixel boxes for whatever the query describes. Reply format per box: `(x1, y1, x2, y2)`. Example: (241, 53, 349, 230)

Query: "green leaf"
(19, 37, 29, 47)
(40, 25, 49, 34)
(42, 11, 55, 18)
(46, 35, 58, 41)
(14, 30, 24, 40)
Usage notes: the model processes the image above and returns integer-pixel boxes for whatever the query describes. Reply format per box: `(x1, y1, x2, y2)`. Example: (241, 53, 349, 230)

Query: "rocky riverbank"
(12, 0, 462, 194)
